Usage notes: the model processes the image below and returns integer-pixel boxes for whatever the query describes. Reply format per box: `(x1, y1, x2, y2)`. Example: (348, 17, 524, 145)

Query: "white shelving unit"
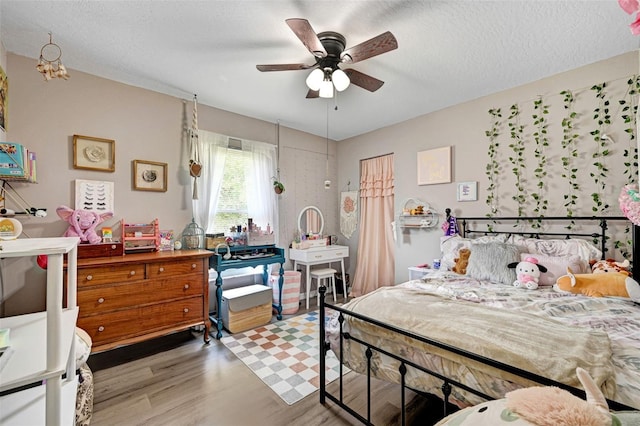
(0, 237, 80, 426)
(397, 198, 438, 229)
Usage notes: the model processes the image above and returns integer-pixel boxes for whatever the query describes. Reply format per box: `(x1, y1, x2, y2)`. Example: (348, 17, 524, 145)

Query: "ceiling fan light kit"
(257, 18, 397, 98)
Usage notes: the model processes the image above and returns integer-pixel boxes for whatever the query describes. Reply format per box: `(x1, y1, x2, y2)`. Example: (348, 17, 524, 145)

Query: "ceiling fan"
(256, 18, 398, 98)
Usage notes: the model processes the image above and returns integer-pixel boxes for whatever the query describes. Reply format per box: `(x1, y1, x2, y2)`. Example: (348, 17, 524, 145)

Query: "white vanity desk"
(289, 245, 349, 301)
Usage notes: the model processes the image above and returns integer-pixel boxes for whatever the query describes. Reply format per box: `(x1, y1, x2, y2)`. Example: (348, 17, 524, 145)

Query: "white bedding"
(326, 270, 640, 409)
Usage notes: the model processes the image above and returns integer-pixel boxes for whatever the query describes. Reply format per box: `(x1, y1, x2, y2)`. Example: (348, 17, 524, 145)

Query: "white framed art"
(75, 179, 115, 213)
(456, 181, 477, 202)
(417, 146, 452, 185)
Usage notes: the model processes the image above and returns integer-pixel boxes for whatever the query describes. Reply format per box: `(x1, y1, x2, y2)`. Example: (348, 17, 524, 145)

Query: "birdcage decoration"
(182, 218, 204, 249)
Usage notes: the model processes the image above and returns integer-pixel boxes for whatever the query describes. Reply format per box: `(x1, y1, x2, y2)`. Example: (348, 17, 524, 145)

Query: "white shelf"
(0, 308, 78, 391)
(0, 236, 79, 425)
(0, 375, 77, 425)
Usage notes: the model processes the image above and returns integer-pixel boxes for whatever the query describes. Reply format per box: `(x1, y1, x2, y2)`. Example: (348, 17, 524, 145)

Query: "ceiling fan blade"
(306, 89, 319, 99)
(285, 18, 327, 58)
(341, 31, 398, 64)
(343, 69, 385, 92)
(256, 63, 315, 72)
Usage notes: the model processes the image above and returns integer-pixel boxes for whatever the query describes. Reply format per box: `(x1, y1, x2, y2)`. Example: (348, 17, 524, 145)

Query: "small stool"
(308, 268, 337, 309)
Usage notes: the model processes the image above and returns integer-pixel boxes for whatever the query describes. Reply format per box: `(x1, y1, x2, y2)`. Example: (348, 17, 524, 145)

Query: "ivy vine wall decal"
(485, 75, 639, 221)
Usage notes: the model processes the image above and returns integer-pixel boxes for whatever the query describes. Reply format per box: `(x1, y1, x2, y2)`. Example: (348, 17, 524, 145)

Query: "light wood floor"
(89, 309, 447, 426)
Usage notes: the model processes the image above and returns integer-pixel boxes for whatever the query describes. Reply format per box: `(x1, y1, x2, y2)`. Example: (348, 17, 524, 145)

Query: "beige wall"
(3, 53, 339, 315)
(3, 48, 639, 313)
(338, 51, 639, 284)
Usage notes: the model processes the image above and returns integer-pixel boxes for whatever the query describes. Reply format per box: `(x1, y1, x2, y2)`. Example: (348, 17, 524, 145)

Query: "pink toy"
(56, 205, 113, 244)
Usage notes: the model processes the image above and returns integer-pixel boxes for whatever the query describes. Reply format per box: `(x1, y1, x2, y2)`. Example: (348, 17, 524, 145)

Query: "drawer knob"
(111, 244, 117, 249)
(98, 326, 105, 332)
(191, 263, 196, 269)
(184, 284, 190, 290)
(159, 267, 165, 273)
(86, 275, 93, 281)
(183, 308, 189, 313)
(130, 270, 136, 276)
(98, 297, 105, 304)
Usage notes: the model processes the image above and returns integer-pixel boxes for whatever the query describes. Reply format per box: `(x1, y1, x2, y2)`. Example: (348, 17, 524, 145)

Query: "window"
(211, 148, 248, 234)
(192, 130, 277, 239)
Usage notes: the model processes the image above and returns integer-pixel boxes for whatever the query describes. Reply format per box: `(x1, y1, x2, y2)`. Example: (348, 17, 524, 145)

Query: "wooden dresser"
(66, 249, 213, 353)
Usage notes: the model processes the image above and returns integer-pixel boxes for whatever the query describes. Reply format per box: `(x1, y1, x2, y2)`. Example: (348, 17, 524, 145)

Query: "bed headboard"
(456, 215, 638, 280)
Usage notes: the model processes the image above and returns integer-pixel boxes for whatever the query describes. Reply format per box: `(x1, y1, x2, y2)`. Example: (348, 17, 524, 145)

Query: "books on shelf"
(0, 142, 37, 182)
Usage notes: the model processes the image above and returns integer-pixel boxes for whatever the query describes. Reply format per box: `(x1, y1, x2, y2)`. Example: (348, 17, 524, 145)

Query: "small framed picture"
(73, 135, 115, 172)
(133, 160, 167, 192)
(457, 181, 478, 202)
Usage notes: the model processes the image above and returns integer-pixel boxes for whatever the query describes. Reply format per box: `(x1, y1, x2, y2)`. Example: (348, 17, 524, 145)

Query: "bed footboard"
(319, 287, 637, 425)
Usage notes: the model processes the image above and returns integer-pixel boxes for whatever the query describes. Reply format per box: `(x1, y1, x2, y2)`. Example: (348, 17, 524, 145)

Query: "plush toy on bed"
(507, 257, 548, 290)
(590, 258, 631, 275)
(435, 367, 625, 426)
(554, 267, 640, 303)
(56, 205, 113, 244)
(452, 248, 471, 275)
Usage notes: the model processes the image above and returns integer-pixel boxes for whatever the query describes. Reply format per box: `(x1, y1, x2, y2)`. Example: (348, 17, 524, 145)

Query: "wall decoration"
(417, 146, 451, 185)
(75, 179, 115, 213)
(340, 191, 358, 239)
(133, 160, 167, 192)
(0, 65, 7, 132)
(73, 134, 115, 172)
(456, 181, 477, 202)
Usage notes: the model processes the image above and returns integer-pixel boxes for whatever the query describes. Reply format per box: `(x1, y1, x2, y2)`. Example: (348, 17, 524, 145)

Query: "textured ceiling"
(1, 1, 638, 141)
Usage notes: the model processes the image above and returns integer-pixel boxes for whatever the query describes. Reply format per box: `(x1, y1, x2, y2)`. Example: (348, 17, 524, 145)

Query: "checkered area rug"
(220, 310, 346, 405)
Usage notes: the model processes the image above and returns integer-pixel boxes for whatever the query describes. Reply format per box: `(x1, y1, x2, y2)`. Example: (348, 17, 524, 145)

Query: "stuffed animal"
(452, 248, 471, 274)
(507, 257, 548, 290)
(435, 367, 619, 426)
(589, 258, 631, 275)
(56, 205, 113, 244)
(554, 267, 640, 303)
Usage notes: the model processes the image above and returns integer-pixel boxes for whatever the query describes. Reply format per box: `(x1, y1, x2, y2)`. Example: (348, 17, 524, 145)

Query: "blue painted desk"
(208, 244, 285, 338)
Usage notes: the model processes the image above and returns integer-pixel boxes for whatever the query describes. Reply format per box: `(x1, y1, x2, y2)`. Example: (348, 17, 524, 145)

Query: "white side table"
(408, 266, 433, 281)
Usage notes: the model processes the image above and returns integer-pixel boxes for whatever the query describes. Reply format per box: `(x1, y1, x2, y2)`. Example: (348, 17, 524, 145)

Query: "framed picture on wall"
(133, 159, 167, 192)
(73, 134, 115, 172)
(456, 181, 478, 201)
(417, 146, 452, 185)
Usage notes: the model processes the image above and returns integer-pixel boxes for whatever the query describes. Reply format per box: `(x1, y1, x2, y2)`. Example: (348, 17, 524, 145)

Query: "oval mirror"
(298, 205, 324, 236)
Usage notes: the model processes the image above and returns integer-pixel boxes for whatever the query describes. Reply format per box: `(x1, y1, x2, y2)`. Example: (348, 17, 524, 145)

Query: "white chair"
(308, 268, 337, 309)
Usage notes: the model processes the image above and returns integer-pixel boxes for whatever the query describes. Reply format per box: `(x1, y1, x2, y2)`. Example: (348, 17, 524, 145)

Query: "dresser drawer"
(77, 264, 146, 287)
(79, 296, 204, 348)
(290, 246, 349, 262)
(77, 275, 204, 316)
(146, 259, 204, 278)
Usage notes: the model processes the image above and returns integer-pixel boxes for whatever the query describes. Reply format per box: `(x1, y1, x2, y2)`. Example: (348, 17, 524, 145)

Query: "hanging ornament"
(189, 94, 202, 199)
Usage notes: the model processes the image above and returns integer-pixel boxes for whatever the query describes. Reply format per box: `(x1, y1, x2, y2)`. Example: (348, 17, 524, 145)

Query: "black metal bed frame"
(319, 216, 639, 426)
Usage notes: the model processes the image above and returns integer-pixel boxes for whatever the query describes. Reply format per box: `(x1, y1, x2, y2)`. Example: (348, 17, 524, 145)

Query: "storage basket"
(270, 270, 301, 315)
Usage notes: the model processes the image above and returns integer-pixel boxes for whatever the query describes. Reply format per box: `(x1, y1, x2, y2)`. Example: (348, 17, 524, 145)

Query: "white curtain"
(242, 139, 278, 233)
(191, 130, 277, 235)
(192, 130, 229, 233)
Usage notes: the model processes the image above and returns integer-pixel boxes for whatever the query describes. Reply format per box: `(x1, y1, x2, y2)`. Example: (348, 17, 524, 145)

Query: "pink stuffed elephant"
(56, 205, 113, 244)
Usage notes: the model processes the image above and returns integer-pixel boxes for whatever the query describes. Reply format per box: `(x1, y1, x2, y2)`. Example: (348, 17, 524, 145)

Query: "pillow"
(519, 253, 588, 286)
(508, 236, 602, 262)
(440, 234, 508, 271)
(466, 242, 521, 285)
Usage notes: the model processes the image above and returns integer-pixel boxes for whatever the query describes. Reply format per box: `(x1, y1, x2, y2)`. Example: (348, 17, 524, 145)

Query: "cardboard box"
(221, 285, 272, 333)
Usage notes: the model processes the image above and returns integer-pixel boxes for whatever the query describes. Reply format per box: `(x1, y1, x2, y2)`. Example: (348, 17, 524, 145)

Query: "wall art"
(133, 159, 167, 192)
(75, 179, 115, 213)
(73, 134, 115, 172)
(417, 146, 451, 185)
(456, 181, 478, 202)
